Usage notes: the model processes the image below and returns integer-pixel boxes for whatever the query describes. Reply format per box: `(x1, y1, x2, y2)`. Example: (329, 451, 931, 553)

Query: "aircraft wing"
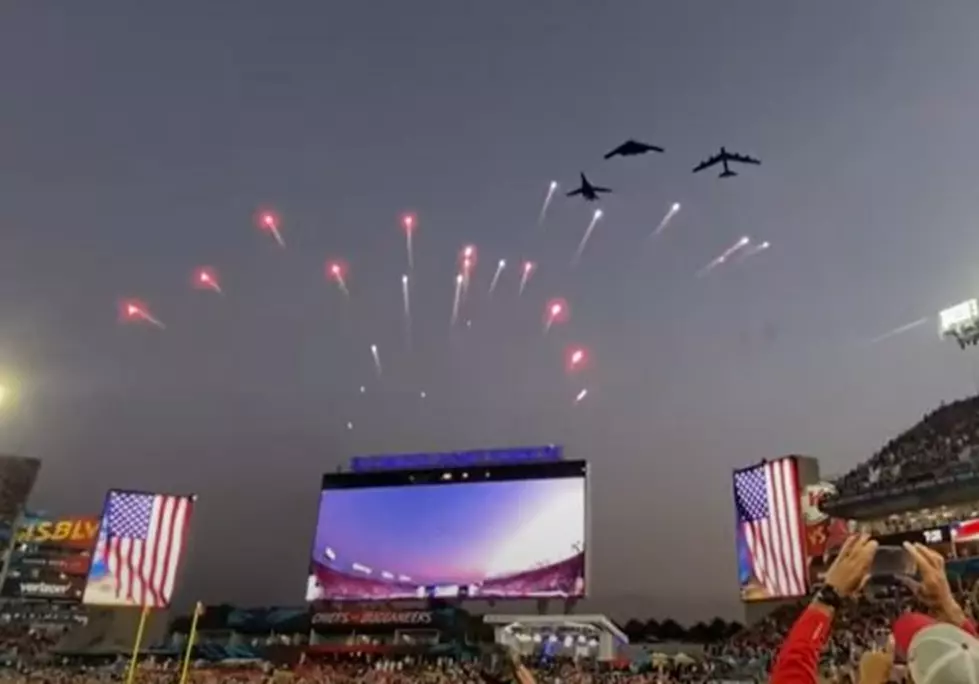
(692, 153, 723, 173)
(603, 144, 628, 159)
(593, 186, 612, 193)
(566, 188, 583, 197)
(729, 152, 761, 165)
(639, 143, 665, 153)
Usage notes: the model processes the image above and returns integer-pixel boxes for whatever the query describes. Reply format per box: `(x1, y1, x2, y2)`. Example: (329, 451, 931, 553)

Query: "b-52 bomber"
(692, 147, 761, 178)
(566, 173, 612, 202)
(603, 139, 665, 159)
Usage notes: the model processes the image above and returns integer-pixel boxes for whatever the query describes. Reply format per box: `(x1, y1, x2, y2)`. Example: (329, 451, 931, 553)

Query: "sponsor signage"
(312, 610, 434, 626)
(16, 518, 99, 549)
(0, 574, 85, 601)
(14, 553, 90, 576)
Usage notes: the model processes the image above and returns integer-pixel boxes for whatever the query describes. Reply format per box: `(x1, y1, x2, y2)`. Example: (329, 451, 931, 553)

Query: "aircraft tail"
(720, 169, 738, 178)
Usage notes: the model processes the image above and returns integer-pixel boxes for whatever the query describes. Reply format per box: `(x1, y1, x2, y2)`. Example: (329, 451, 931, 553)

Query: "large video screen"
(306, 461, 587, 601)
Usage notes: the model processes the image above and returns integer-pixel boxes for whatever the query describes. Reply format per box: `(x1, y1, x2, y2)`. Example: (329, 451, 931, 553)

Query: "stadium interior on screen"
(306, 471, 587, 601)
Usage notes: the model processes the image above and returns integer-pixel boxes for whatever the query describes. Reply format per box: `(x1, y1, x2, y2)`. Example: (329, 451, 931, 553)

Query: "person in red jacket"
(769, 533, 878, 684)
(770, 535, 977, 684)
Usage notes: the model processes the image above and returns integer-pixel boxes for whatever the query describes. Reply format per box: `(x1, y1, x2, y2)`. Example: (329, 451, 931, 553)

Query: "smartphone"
(871, 545, 914, 577)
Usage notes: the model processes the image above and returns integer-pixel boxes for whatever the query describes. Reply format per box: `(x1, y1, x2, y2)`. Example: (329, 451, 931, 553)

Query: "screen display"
(306, 467, 586, 601)
(734, 458, 808, 602)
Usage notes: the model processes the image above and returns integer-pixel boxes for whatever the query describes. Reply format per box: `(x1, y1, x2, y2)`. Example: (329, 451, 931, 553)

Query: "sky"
(2, 1, 979, 622)
(310, 478, 584, 584)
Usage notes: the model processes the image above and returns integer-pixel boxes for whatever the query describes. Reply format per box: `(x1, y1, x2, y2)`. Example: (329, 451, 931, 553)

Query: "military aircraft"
(566, 173, 612, 201)
(692, 147, 761, 178)
(603, 139, 665, 159)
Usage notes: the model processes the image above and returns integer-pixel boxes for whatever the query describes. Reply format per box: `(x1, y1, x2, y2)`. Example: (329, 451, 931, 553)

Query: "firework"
(738, 240, 771, 262)
(451, 273, 464, 326)
(538, 180, 558, 225)
(864, 317, 930, 347)
(193, 267, 222, 294)
(402, 273, 411, 344)
(326, 260, 350, 298)
(519, 260, 536, 297)
(488, 259, 506, 296)
(696, 236, 750, 277)
(119, 299, 165, 329)
(257, 210, 285, 248)
(566, 346, 588, 373)
(572, 208, 604, 265)
(401, 213, 416, 271)
(651, 202, 681, 239)
(459, 245, 477, 293)
(544, 298, 569, 333)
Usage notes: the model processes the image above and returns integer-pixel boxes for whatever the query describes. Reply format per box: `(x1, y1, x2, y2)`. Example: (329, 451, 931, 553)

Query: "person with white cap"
(887, 542, 979, 684)
(858, 541, 979, 684)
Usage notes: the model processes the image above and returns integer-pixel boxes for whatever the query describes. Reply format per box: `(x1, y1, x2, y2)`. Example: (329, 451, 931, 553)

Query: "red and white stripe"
(106, 495, 192, 608)
(743, 458, 806, 597)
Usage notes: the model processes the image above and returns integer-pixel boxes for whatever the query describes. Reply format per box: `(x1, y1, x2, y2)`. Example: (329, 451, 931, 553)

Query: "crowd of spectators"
(0, 574, 976, 682)
(0, 624, 65, 664)
(833, 395, 979, 499)
(308, 555, 585, 602)
(0, 655, 717, 684)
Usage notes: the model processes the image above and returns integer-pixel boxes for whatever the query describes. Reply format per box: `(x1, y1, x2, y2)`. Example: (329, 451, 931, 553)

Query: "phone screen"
(871, 545, 914, 577)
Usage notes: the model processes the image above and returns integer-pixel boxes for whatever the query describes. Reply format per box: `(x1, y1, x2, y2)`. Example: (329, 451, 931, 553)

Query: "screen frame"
(309, 459, 589, 602)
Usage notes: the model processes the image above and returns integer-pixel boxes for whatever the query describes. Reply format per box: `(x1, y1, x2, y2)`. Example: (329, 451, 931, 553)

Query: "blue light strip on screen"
(349, 445, 563, 472)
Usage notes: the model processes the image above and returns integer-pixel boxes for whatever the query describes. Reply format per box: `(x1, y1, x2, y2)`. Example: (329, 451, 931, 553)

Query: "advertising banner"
(0, 573, 86, 602)
(12, 552, 91, 577)
(16, 518, 99, 550)
(312, 610, 435, 626)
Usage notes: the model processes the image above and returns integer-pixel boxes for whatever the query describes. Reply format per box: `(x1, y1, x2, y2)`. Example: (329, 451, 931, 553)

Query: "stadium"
(2, 379, 979, 683)
(0, 314, 977, 676)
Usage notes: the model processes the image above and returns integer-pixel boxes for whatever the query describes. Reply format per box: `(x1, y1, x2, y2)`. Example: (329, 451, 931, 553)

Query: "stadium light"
(940, 299, 979, 349)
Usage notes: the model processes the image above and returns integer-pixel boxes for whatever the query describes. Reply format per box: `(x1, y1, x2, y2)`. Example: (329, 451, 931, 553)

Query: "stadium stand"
(829, 395, 979, 502)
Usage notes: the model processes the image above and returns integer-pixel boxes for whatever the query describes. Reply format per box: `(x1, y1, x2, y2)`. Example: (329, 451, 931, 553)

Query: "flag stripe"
(735, 457, 806, 598)
(96, 491, 194, 608)
(163, 497, 190, 603)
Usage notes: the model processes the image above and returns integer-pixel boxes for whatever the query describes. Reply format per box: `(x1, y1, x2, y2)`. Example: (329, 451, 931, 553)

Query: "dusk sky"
(311, 478, 584, 584)
(2, 3, 979, 622)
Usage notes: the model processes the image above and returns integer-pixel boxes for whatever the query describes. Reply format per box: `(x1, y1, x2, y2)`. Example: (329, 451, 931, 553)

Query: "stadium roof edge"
(482, 614, 627, 643)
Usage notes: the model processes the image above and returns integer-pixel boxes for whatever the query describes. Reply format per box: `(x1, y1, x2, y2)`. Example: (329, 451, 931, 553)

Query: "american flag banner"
(83, 490, 194, 608)
(733, 458, 806, 598)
